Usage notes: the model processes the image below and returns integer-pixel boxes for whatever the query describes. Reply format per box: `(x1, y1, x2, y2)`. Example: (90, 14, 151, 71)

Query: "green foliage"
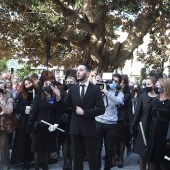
(74, 0, 82, 9)
(140, 67, 146, 85)
(1, 0, 169, 71)
(136, 32, 169, 71)
(115, 0, 142, 14)
(0, 57, 8, 73)
(15, 64, 37, 80)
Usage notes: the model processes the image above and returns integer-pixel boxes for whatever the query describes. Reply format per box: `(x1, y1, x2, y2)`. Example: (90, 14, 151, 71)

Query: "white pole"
(139, 122, 147, 147)
(40, 120, 65, 132)
(41, 120, 52, 126)
(33, 89, 35, 99)
(164, 155, 170, 161)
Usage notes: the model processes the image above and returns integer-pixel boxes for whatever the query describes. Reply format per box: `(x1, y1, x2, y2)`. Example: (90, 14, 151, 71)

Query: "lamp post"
(44, 38, 51, 70)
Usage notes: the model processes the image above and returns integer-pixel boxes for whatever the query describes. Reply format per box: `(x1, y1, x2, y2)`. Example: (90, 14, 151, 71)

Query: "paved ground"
(1, 148, 140, 170)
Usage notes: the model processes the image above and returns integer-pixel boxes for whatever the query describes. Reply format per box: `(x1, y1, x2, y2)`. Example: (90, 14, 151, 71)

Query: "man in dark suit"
(64, 64, 105, 170)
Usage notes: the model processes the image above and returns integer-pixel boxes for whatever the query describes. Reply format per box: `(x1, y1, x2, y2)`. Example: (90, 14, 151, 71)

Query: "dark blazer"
(64, 82, 105, 136)
(117, 92, 133, 125)
(28, 94, 60, 127)
(147, 99, 170, 166)
(131, 92, 157, 157)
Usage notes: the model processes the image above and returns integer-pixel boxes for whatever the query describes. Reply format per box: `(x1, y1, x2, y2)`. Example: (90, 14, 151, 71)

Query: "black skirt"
(31, 127, 57, 152)
(58, 121, 71, 142)
(116, 121, 128, 143)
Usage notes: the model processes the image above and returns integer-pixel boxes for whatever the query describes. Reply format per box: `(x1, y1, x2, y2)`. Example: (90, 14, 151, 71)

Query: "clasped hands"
(48, 123, 59, 132)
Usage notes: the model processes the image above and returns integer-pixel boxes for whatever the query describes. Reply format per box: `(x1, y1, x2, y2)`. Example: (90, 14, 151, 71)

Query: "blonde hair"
(158, 78, 170, 99)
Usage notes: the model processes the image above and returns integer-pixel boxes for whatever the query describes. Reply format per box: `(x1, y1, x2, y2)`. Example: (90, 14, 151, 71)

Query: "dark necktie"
(80, 85, 85, 102)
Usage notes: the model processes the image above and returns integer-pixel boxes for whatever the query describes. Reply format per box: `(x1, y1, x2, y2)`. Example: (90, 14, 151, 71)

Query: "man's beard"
(77, 73, 86, 82)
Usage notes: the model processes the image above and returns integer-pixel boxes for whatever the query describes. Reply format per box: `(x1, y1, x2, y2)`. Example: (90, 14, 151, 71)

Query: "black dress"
(147, 98, 170, 167)
(59, 106, 72, 142)
(11, 92, 34, 165)
(116, 92, 133, 143)
(28, 94, 60, 152)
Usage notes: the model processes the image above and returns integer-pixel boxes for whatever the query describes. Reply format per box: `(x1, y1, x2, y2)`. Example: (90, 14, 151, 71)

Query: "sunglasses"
(0, 89, 4, 93)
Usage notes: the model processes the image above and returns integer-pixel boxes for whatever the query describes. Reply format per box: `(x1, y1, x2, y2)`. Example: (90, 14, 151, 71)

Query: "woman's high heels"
(68, 162, 72, 170)
(63, 163, 67, 170)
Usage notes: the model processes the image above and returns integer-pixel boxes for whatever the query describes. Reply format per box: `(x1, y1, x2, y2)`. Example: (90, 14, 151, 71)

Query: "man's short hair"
(81, 64, 91, 72)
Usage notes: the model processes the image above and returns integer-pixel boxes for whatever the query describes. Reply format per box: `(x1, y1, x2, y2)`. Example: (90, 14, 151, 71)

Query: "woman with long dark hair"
(130, 77, 158, 170)
(112, 74, 133, 168)
(11, 76, 38, 169)
(28, 70, 61, 170)
(59, 76, 77, 170)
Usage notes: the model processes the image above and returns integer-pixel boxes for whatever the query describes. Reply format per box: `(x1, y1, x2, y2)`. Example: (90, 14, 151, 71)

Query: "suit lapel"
(75, 84, 81, 100)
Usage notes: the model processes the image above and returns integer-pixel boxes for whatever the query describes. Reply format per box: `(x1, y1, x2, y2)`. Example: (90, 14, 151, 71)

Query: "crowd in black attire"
(0, 67, 170, 170)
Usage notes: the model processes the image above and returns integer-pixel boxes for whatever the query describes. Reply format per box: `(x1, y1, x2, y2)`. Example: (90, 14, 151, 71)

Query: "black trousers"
(71, 134, 97, 170)
(96, 121, 117, 170)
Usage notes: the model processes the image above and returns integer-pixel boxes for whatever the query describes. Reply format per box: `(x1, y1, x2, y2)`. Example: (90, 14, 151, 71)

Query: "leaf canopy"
(0, 0, 169, 71)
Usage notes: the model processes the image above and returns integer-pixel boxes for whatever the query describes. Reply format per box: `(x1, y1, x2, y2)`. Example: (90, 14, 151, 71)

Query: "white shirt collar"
(80, 81, 89, 87)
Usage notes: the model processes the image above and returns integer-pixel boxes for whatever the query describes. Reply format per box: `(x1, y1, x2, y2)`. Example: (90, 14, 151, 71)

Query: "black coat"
(116, 92, 133, 144)
(64, 83, 105, 136)
(117, 92, 133, 125)
(28, 94, 61, 152)
(131, 92, 157, 157)
(147, 98, 170, 166)
(11, 92, 34, 164)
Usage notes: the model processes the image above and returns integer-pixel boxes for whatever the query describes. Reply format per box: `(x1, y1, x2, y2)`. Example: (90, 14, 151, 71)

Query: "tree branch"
(52, 0, 93, 33)
(123, 2, 160, 54)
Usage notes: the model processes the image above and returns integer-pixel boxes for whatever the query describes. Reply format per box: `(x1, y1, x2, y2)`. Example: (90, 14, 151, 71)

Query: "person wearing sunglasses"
(0, 80, 14, 170)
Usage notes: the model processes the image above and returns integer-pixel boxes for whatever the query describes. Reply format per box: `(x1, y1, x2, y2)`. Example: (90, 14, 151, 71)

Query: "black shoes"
(23, 162, 30, 170)
(63, 163, 67, 170)
(112, 160, 116, 167)
(118, 161, 124, 168)
(68, 162, 72, 170)
(63, 162, 72, 170)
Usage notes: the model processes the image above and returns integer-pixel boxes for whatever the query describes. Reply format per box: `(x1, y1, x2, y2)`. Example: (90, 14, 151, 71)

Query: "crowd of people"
(0, 65, 170, 170)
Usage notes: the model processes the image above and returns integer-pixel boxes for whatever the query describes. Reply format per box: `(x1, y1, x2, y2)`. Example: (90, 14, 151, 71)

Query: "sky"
(115, 30, 150, 76)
